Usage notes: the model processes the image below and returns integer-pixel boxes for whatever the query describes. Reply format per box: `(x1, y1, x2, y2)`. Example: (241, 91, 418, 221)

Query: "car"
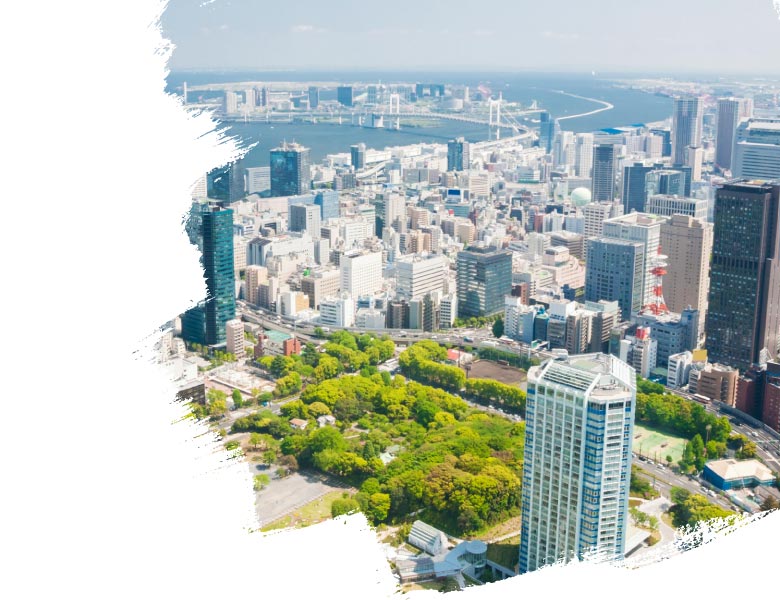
(463, 336, 474, 343)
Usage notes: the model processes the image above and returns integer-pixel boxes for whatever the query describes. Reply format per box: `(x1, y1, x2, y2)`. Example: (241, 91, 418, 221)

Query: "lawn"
(633, 424, 687, 464)
(260, 490, 347, 532)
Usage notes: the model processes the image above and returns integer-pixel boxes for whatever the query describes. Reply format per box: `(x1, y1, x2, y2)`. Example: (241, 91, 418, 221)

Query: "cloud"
(473, 29, 495, 37)
(290, 24, 326, 33)
(541, 30, 582, 41)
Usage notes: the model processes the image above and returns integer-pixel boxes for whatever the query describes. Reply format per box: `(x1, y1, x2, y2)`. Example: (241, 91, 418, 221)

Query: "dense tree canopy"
(284, 367, 525, 535)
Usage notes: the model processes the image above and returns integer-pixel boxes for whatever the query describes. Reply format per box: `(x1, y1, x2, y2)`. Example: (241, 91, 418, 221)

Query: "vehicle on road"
(463, 336, 474, 343)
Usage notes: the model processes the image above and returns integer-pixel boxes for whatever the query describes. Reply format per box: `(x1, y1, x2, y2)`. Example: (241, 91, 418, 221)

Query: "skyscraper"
(661, 216, 712, 337)
(350, 143, 366, 170)
(644, 169, 687, 199)
(585, 238, 645, 320)
(447, 137, 470, 172)
(732, 118, 780, 179)
(706, 181, 780, 371)
(520, 353, 636, 574)
(289, 203, 321, 239)
(308, 86, 319, 109)
(574, 133, 594, 178)
(396, 254, 446, 299)
(671, 96, 703, 166)
(622, 162, 661, 214)
(206, 162, 245, 203)
(602, 212, 667, 308)
(182, 203, 236, 346)
(538, 111, 556, 154)
(715, 97, 752, 171)
(337, 86, 354, 107)
(456, 246, 513, 318)
(649, 128, 672, 158)
(340, 250, 383, 298)
(592, 144, 617, 202)
(314, 189, 340, 221)
(270, 142, 311, 197)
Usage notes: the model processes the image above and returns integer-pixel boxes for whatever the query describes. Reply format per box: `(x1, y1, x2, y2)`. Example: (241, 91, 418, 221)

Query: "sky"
(162, 0, 780, 74)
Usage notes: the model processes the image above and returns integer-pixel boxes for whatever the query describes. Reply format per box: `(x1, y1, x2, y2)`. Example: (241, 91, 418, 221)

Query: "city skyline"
(7, 3, 780, 600)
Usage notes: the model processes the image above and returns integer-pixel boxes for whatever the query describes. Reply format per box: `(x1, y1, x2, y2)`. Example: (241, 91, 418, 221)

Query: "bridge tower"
(488, 93, 502, 140)
(389, 93, 400, 114)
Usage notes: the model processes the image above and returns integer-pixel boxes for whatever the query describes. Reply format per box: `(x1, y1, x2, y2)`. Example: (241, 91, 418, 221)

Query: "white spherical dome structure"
(570, 187, 592, 207)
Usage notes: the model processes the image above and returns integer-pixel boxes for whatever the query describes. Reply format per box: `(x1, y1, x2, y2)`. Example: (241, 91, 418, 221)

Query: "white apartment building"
(396, 254, 446, 300)
(520, 353, 636, 574)
(667, 351, 693, 389)
(319, 294, 355, 328)
(340, 250, 383, 298)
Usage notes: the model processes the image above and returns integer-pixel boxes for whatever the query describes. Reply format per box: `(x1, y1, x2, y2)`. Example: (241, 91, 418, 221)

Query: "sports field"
(632, 424, 687, 464)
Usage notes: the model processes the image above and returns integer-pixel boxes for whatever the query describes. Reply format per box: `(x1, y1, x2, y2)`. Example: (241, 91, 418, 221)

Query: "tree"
(206, 388, 227, 405)
(209, 398, 227, 418)
(690, 434, 706, 471)
(313, 326, 326, 339)
(492, 317, 504, 339)
(231, 388, 243, 408)
(280, 399, 309, 420)
(250, 387, 260, 405)
(302, 343, 320, 366)
(249, 432, 263, 451)
(307, 401, 331, 418)
(253, 474, 270, 491)
(736, 439, 757, 459)
(331, 497, 360, 518)
(365, 492, 391, 523)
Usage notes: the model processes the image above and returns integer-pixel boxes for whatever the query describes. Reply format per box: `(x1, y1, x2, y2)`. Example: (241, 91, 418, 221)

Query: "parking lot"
(253, 465, 354, 527)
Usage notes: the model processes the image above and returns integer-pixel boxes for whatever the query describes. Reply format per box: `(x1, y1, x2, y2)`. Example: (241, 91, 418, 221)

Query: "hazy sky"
(161, 0, 780, 73)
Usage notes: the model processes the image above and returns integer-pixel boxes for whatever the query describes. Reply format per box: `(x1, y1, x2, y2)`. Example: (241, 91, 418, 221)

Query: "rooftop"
(606, 212, 667, 227)
(704, 459, 775, 483)
(535, 353, 635, 396)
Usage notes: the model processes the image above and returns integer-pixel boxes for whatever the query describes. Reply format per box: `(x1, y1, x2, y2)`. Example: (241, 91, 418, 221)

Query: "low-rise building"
(703, 459, 776, 491)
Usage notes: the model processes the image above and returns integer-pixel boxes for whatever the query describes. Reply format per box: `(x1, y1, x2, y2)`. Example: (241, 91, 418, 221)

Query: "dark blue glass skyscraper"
(270, 143, 311, 197)
(538, 111, 555, 154)
(315, 189, 340, 221)
(456, 246, 512, 318)
(622, 162, 664, 214)
(182, 203, 236, 346)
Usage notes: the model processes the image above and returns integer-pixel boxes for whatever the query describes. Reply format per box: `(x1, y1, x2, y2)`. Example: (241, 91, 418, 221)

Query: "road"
(633, 459, 734, 512)
(235, 300, 780, 469)
(237, 300, 556, 359)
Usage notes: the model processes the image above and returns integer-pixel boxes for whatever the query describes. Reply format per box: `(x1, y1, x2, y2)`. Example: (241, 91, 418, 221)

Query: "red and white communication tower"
(642, 245, 669, 315)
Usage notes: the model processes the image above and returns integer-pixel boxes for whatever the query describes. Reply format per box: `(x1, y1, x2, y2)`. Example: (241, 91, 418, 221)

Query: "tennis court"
(632, 424, 687, 464)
